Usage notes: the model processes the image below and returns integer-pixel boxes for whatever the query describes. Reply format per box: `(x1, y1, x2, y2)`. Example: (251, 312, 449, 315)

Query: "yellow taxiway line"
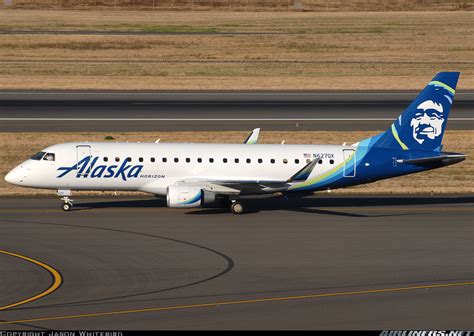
(1, 281, 472, 325)
(0, 250, 62, 311)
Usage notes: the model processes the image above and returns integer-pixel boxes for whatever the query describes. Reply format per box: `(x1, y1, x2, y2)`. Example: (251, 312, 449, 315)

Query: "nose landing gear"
(61, 199, 73, 211)
(58, 189, 73, 211)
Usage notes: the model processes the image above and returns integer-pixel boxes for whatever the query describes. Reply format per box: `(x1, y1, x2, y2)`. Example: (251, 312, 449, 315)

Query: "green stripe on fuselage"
(289, 151, 355, 191)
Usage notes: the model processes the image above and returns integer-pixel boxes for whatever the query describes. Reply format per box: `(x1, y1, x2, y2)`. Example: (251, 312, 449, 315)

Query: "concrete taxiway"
(0, 195, 472, 329)
(1, 91, 473, 131)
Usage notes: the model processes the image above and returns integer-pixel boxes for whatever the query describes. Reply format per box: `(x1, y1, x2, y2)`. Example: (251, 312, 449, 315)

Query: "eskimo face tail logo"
(57, 156, 143, 181)
(410, 100, 445, 144)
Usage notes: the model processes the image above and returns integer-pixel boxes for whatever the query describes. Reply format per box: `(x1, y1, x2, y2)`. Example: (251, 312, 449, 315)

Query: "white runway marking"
(0, 92, 472, 96)
(1, 118, 473, 121)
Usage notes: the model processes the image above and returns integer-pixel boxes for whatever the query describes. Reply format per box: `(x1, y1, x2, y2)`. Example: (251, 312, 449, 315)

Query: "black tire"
(230, 202, 245, 215)
(61, 202, 72, 211)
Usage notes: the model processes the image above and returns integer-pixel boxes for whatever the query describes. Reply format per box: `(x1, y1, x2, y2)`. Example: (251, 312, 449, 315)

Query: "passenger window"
(283, 159, 288, 164)
(126, 157, 132, 162)
(318, 159, 323, 164)
(306, 159, 311, 164)
(139, 157, 143, 163)
(271, 159, 275, 164)
(174, 158, 179, 163)
(115, 157, 120, 162)
(246, 158, 251, 163)
(43, 153, 55, 161)
(162, 158, 167, 163)
(198, 158, 202, 163)
(223, 158, 228, 163)
(258, 158, 263, 164)
(330, 159, 334, 165)
(104, 157, 108, 162)
(209, 158, 214, 163)
(235, 158, 239, 163)
(151, 157, 155, 163)
(295, 159, 299, 164)
(186, 158, 190, 163)
(31, 152, 46, 161)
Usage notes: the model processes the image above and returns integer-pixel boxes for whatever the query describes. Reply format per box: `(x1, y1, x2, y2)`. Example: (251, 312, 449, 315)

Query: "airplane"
(4, 72, 465, 214)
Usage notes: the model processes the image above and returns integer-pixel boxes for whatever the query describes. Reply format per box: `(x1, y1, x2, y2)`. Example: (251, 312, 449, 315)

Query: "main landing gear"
(230, 200, 245, 215)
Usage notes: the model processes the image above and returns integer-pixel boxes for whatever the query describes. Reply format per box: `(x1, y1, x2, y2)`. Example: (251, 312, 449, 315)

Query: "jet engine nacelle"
(166, 185, 215, 208)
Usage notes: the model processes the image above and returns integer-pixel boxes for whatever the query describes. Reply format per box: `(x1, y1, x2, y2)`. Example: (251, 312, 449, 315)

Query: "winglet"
(287, 159, 318, 182)
(244, 128, 260, 144)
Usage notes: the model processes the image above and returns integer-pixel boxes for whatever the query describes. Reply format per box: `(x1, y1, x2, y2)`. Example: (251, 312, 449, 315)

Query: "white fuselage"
(6, 142, 352, 195)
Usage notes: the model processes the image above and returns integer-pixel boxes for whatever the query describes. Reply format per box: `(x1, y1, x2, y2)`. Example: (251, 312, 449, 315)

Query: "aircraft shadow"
(75, 198, 167, 210)
(273, 195, 474, 208)
(75, 195, 474, 216)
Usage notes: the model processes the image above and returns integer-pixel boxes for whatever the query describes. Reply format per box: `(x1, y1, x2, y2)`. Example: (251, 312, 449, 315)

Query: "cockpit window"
(43, 153, 55, 161)
(31, 152, 46, 160)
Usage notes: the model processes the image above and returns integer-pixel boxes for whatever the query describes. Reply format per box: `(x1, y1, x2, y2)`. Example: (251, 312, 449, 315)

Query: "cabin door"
(343, 149, 356, 177)
(76, 145, 91, 177)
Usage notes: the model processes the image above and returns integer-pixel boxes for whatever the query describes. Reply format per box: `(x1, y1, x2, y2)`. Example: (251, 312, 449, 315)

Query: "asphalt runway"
(0, 195, 472, 330)
(1, 91, 473, 131)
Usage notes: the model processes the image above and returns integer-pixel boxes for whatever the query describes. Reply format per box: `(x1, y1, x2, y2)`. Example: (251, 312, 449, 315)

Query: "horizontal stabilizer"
(287, 159, 318, 182)
(396, 153, 465, 166)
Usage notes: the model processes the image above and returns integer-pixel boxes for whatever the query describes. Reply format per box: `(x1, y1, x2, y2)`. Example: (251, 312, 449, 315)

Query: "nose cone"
(5, 167, 20, 185)
(5, 170, 13, 184)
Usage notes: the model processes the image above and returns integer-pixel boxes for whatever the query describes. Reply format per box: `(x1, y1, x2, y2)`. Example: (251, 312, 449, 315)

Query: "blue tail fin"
(373, 72, 459, 152)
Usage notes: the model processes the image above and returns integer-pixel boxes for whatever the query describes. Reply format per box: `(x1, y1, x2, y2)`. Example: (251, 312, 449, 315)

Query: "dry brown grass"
(1, 130, 472, 196)
(0, 11, 473, 90)
(4, 0, 472, 11)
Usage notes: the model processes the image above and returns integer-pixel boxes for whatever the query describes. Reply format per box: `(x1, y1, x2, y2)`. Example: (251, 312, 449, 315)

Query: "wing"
(175, 159, 318, 195)
(175, 178, 290, 195)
